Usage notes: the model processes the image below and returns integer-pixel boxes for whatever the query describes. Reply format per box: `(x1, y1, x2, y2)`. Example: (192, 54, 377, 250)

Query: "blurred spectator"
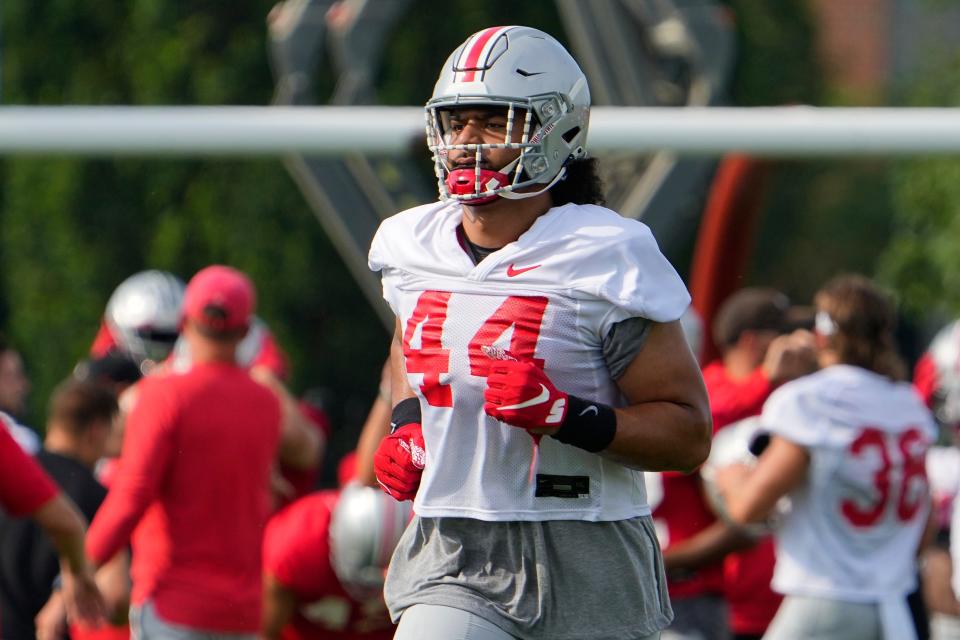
(0, 419, 105, 631)
(86, 265, 284, 638)
(261, 484, 413, 639)
(0, 379, 127, 640)
(716, 274, 934, 639)
(0, 332, 40, 452)
(0, 332, 31, 418)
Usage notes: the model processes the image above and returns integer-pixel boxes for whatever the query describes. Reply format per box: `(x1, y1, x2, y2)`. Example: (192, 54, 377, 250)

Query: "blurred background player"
(912, 319, 960, 638)
(0, 413, 105, 631)
(91, 268, 325, 504)
(90, 270, 186, 375)
(715, 274, 935, 640)
(0, 379, 129, 640)
(656, 288, 816, 640)
(261, 483, 413, 639)
(85, 265, 285, 639)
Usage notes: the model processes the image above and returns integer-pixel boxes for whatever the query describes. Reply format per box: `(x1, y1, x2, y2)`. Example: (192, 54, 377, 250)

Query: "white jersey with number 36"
(369, 201, 690, 522)
(761, 364, 936, 602)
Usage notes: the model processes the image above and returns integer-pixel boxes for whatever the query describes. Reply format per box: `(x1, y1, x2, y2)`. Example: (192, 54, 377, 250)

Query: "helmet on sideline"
(329, 484, 413, 600)
(426, 26, 590, 204)
(105, 270, 185, 368)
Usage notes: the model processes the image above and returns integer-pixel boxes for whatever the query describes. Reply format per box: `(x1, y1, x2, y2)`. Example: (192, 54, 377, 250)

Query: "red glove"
(484, 359, 569, 433)
(373, 423, 426, 501)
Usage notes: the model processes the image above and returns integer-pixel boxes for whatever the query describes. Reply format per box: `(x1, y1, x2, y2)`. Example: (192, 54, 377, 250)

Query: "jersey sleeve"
(587, 220, 690, 336)
(759, 381, 826, 448)
(369, 221, 403, 315)
(0, 425, 58, 515)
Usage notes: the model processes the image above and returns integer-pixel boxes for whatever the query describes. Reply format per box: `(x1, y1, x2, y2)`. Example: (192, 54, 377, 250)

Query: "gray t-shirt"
(385, 515, 672, 640)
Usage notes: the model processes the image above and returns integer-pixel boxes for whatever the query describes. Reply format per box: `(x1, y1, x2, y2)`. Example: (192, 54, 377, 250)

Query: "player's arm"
(604, 320, 712, 471)
(714, 436, 809, 525)
(87, 384, 176, 567)
(484, 319, 711, 472)
(373, 318, 425, 501)
(390, 317, 416, 403)
(662, 518, 756, 573)
(251, 365, 323, 471)
(261, 572, 299, 640)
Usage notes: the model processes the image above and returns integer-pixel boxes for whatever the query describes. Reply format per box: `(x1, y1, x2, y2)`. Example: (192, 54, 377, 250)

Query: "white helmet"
(925, 320, 960, 432)
(426, 26, 590, 204)
(105, 270, 185, 367)
(700, 416, 789, 538)
(329, 484, 413, 600)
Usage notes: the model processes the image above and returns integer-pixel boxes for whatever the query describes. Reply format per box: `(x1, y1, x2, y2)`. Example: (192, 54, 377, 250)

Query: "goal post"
(0, 106, 958, 156)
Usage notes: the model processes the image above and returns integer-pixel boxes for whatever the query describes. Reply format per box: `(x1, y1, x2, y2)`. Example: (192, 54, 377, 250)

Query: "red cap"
(182, 265, 255, 332)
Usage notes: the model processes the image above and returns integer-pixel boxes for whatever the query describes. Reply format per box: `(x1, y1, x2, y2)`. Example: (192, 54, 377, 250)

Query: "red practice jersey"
(0, 425, 57, 515)
(263, 491, 395, 640)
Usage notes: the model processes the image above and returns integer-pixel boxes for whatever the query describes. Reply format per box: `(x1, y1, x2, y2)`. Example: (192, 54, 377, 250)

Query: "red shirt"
(87, 362, 282, 632)
(701, 360, 782, 635)
(652, 471, 724, 599)
(263, 491, 395, 640)
(0, 425, 57, 515)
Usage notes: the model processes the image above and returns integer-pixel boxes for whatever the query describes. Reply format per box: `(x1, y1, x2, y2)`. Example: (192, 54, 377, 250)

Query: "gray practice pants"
(393, 603, 661, 640)
(762, 595, 881, 640)
(130, 601, 258, 640)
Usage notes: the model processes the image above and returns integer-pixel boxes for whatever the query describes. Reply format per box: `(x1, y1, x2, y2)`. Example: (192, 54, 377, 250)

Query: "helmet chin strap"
(498, 167, 567, 200)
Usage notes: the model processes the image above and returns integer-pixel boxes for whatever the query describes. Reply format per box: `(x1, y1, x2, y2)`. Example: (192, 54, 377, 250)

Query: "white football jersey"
(760, 364, 936, 602)
(369, 201, 690, 521)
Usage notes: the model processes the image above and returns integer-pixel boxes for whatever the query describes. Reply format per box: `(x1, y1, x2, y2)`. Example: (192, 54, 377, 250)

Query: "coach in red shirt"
(87, 265, 283, 638)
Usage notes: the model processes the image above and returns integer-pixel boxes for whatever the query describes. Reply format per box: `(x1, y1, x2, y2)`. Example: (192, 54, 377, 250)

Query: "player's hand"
(61, 565, 106, 628)
(374, 423, 425, 501)
(35, 589, 67, 640)
(762, 329, 817, 385)
(484, 359, 569, 434)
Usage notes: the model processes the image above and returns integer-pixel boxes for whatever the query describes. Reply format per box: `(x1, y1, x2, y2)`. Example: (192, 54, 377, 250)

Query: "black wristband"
(390, 397, 422, 434)
(550, 396, 617, 453)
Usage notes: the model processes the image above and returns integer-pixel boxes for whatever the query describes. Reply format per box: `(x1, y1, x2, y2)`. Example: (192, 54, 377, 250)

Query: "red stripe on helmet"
(461, 26, 505, 82)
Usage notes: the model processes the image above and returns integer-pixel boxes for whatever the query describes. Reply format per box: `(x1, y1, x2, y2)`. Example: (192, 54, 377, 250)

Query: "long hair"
(550, 157, 605, 206)
(814, 274, 906, 381)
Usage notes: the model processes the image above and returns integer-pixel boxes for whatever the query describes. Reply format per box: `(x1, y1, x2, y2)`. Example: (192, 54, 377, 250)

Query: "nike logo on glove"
(579, 405, 599, 417)
(497, 384, 550, 411)
(507, 263, 541, 277)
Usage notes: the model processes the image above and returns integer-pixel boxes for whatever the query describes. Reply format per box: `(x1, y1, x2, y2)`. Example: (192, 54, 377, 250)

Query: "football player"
(714, 274, 936, 640)
(369, 26, 711, 640)
(261, 484, 413, 639)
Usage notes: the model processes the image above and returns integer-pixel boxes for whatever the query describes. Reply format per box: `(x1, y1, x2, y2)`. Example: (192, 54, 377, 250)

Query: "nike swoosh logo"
(498, 384, 550, 411)
(579, 406, 599, 417)
(507, 263, 541, 277)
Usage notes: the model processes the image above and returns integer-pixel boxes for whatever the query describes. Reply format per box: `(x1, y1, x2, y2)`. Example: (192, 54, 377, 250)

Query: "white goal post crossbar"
(0, 106, 959, 156)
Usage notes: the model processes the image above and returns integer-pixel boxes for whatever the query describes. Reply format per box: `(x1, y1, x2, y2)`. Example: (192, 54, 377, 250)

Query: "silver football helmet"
(105, 270, 185, 367)
(426, 26, 590, 203)
(329, 484, 413, 600)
